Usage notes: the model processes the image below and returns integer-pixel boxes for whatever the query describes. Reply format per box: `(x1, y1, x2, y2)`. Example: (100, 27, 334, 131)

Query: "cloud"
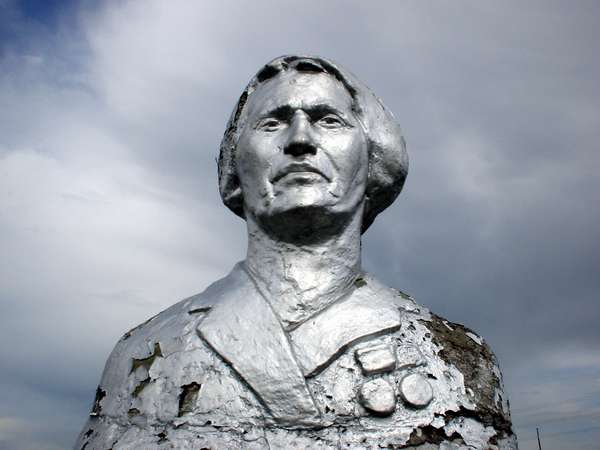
(1, 1, 599, 449)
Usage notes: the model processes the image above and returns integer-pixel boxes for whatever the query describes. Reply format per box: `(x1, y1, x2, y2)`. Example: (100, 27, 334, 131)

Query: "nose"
(284, 111, 317, 157)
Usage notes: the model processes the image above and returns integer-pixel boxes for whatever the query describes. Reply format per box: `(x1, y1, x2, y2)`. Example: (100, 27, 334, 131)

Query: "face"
(236, 71, 369, 226)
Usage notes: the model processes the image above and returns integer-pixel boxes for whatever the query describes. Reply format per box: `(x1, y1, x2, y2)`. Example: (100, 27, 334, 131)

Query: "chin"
(255, 201, 355, 244)
(268, 188, 343, 218)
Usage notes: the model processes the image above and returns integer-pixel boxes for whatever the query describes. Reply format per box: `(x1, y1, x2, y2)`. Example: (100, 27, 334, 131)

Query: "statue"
(76, 56, 516, 449)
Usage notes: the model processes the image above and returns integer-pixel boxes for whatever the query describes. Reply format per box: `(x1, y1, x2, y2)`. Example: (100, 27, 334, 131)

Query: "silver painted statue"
(76, 56, 516, 449)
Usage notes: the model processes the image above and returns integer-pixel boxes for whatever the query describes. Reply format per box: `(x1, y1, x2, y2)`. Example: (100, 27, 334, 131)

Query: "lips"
(272, 163, 329, 183)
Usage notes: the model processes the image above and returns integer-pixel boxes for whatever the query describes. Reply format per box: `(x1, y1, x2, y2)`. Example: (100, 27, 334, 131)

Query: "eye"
(317, 114, 346, 129)
(256, 118, 283, 132)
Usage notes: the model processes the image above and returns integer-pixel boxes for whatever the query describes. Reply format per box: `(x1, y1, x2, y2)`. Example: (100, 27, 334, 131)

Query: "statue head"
(218, 55, 408, 233)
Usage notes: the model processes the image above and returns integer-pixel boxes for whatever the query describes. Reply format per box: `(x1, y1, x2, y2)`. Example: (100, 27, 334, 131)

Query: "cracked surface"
(75, 266, 516, 450)
(75, 55, 515, 450)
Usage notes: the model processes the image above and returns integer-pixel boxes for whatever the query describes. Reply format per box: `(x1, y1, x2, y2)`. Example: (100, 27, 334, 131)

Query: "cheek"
(336, 135, 368, 181)
(354, 140, 369, 172)
(236, 136, 276, 193)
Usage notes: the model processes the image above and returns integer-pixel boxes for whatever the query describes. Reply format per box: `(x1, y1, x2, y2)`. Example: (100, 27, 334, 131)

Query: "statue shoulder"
(418, 312, 513, 433)
(106, 266, 238, 366)
(363, 277, 514, 440)
(76, 269, 255, 448)
(85, 297, 205, 411)
(365, 275, 508, 411)
(82, 277, 228, 405)
(357, 272, 422, 313)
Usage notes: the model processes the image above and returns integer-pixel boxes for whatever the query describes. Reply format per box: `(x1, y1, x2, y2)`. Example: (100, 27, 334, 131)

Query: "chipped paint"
(75, 55, 515, 449)
(75, 267, 515, 449)
(466, 331, 483, 345)
(444, 416, 496, 449)
(442, 320, 454, 331)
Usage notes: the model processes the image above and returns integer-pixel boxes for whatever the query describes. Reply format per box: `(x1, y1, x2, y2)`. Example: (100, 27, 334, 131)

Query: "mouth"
(272, 163, 329, 183)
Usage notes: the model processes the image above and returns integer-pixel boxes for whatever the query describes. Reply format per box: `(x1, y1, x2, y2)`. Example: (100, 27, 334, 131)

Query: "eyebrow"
(257, 103, 351, 121)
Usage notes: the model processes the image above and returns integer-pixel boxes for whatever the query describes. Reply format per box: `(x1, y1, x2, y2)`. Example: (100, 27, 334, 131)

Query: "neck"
(244, 209, 363, 330)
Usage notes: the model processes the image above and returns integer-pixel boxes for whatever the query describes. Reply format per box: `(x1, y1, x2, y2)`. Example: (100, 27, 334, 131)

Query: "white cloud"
(1, 1, 599, 449)
(82, 1, 232, 123)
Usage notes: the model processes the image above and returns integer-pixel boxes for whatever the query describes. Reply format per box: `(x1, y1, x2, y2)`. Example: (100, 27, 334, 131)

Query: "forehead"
(245, 71, 354, 118)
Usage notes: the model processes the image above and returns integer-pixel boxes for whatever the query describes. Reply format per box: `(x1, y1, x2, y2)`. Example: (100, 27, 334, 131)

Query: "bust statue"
(76, 56, 516, 449)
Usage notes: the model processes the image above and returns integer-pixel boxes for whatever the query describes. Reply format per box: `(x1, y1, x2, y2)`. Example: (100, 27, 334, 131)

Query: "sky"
(0, 1, 599, 449)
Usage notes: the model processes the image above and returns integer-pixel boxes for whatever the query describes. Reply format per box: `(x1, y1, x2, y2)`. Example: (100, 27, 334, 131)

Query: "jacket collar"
(193, 262, 405, 425)
(289, 280, 402, 377)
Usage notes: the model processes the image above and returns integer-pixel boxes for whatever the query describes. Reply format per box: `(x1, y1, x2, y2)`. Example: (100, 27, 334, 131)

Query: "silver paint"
(355, 342, 397, 375)
(358, 378, 397, 416)
(76, 56, 516, 449)
(396, 343, 427, 370)
(399, 373, 434, 408)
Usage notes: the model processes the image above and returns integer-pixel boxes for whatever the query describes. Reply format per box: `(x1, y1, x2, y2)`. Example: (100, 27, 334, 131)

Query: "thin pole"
(536, 427, 542, 450)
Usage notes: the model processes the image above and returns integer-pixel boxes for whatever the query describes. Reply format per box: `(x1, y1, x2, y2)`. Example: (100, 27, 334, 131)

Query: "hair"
(217, 55, 408, 232)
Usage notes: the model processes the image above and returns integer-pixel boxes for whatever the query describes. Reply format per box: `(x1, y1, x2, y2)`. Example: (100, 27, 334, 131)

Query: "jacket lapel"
(290, 274, 404, 377)
(195, 263, 321, 426)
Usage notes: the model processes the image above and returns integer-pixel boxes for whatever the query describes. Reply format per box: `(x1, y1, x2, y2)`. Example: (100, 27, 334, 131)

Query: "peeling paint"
(132, 377, 150, 397)
(188, 306, 211, 315)
(442, 320, 454, 331)
(76, 270, 515, 449)
(76, 55, 514, 448)
(444, 416, 496, 449)
(90, 387, 105, 416)
(178, 382, 202, 417)
(130, 342, 162, 374)
(466, 331, 483, 345)
(121, 315, 158, 341)
(354, 277, 367, 288)
(155, 431, 168, 444)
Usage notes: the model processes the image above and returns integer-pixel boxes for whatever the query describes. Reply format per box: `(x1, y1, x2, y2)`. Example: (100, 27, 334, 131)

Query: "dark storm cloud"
(0, 1, 598, 449)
